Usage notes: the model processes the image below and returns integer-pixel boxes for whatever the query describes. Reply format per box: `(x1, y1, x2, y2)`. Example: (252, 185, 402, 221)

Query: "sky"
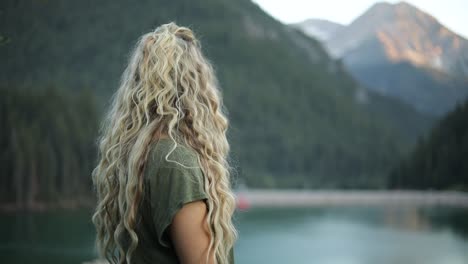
(252, 0, 468, 38)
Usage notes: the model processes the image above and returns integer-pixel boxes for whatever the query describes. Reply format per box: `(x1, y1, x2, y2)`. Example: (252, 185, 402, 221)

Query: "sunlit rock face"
(295, 1, 468, 116)
(300, 2, 468, 77)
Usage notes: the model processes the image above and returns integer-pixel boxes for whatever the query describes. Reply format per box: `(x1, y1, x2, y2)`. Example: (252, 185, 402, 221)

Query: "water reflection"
(383, 207, 431, 231)
(1, 206, 468, 264)
(0, 210, 96, 264)
(234, 207, 468, 264)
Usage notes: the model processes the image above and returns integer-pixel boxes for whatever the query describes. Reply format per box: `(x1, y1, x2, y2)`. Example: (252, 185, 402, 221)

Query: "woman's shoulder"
(148, 138, 200, 169)
(143, 139, 208, 250)
(144, 138, 206, 199)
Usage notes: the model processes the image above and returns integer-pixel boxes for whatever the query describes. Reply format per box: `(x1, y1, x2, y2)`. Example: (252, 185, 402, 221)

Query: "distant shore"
(2, 190, 468, 213)
(235, 190, 468, 208)
(0, 197, 95, 213)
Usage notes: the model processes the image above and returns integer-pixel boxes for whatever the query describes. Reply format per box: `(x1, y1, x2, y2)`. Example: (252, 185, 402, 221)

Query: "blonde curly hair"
(92, 22, 237, 264)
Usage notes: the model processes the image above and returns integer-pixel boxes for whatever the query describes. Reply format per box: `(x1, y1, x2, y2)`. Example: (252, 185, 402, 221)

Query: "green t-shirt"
(129, 138, 235, 264)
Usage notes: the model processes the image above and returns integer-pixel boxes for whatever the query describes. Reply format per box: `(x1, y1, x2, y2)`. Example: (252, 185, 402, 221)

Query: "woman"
(91, 22, 237, 264)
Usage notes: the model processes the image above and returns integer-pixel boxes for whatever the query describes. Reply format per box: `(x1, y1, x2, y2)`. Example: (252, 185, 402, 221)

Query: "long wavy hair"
(91, 22, 237, 264)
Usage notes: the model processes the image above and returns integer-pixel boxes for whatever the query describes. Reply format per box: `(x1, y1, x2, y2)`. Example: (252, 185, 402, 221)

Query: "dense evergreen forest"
(0, 87, 99, 208)
(1, 0, 453, 209)
(389, 99, 468, 190)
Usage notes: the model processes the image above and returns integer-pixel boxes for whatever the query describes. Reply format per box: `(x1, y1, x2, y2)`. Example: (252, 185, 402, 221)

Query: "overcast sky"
(252, 0, 468, 38)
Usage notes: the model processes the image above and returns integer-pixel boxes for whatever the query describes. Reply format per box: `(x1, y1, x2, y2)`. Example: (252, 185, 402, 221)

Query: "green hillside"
(389, 99, 468, 190)
(1, 0, 433, 192)
(0, 86, 99, 207)
(348, 62, 468, 116)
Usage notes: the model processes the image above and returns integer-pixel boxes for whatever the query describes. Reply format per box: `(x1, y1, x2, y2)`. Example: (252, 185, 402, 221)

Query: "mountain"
(327, 1, 468, 76)
(295, 1, 468, 116)
(347, 61, 468, 116)
(291, 19, 344, 42)
(1, 0, 434, 190)
(389, 98, 468, 190)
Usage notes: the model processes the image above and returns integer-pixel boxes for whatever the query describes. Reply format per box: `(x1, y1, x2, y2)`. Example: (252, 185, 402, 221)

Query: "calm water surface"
(1, 206, 468, 264)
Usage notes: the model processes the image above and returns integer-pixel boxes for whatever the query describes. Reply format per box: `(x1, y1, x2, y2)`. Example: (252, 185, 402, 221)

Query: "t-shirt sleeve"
(147, 164, 209, 248)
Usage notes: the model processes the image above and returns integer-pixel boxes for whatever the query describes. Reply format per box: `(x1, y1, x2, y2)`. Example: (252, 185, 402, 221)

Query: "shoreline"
(2, 190, 468, 212)
(235, 190, 468, 208)
(0, 197, 95, 213)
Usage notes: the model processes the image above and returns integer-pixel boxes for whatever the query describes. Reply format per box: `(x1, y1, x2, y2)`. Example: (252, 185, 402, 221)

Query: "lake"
(1, 206, 468, 264)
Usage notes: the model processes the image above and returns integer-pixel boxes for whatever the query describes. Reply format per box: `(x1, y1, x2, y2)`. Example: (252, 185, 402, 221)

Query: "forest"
(0, 87, 99, 208)
(1, 0, 465, 208)
(389, 99, 468, 191)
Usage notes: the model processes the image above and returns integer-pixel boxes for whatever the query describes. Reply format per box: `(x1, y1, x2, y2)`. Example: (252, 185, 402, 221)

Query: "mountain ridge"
(294, 1, 468, 116)
(290, 18, 344, 42)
